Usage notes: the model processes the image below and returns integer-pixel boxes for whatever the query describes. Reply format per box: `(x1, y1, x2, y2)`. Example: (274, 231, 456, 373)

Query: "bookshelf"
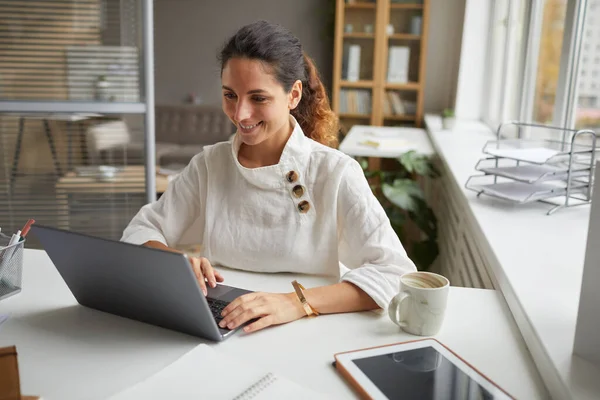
(332, 0, 430, 134)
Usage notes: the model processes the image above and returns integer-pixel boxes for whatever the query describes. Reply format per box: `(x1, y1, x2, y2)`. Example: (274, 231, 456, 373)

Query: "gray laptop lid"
(31, 225, 224, 341)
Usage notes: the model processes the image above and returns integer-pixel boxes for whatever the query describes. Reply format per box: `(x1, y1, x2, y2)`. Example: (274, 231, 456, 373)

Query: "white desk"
(339, 125, 435, 158)
(0, 249, 547, 400)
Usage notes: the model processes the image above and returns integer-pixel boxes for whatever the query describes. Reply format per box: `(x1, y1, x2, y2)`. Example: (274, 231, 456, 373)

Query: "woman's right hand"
(187, 256, 225, 296)
(143, 241, 224, 296)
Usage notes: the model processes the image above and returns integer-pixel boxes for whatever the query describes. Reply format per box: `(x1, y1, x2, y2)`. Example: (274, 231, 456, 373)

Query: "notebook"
(107, 344, 328, 400)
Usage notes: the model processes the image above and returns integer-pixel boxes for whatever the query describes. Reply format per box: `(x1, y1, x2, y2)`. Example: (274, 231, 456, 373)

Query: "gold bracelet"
(291, 280, 319, 317)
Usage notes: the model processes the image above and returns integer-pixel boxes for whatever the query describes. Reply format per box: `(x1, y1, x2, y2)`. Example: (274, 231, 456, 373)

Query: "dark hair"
(219, 20, 339, 148)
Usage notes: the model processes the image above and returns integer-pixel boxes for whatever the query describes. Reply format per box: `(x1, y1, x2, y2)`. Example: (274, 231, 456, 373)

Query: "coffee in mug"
(388, 271, 450, 336)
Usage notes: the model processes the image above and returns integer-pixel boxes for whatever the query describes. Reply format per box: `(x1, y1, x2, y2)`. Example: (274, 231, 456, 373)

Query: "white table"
(0, 249, 547, 400)
(339, 125, 435, 159)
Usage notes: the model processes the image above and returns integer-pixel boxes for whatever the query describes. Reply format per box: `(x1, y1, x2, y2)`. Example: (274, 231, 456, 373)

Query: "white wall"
(154, 0, 465, 113)
(424, 0, 466, 113)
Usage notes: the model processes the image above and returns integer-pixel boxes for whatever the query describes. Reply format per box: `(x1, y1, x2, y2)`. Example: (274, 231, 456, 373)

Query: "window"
(0, 0, 154, 245)
(483, 0, 510, 128)
(479, 0, 599, 135)
(532, 0, 567, 125)
(483, 0, 528, 132)
(575, 0, 600, 130)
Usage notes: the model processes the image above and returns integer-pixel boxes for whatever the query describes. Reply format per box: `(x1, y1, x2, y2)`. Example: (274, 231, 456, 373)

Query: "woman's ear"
(289, 80, 303, 110)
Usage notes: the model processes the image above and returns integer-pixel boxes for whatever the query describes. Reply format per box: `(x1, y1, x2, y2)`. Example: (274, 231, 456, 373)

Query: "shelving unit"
(332, 0, 429, 135)
(465, 121, 598, 215)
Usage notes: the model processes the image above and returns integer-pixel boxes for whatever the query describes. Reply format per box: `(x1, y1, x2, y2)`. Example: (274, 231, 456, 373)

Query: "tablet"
(334, 338, 514, 400)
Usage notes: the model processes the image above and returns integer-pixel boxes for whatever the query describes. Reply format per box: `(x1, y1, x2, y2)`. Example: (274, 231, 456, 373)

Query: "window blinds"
(0, 0, 148, 247)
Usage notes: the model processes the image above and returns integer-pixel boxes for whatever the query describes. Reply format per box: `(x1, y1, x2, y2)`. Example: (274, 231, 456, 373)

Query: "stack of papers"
(477, 164, 589, 184)
(484, 147, 561, 164)
(475, 182, 566, 203)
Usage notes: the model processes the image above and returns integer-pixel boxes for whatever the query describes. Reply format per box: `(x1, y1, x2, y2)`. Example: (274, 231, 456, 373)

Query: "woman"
(122, 20, 416, 334)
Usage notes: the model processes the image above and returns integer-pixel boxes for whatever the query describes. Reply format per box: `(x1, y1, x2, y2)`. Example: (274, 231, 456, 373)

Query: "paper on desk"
(107, 344, 327, 400)
(485, 147, 560, 164)
(359, 138, 410, 150)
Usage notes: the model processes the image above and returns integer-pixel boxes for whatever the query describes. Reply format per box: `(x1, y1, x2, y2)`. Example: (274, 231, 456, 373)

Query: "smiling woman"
(121, 20, 416, 335)
(219, 20, 339, 151)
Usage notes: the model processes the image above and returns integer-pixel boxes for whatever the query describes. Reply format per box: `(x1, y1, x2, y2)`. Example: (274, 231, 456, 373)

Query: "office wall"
(424, 0, 466, 112)
(153, 0, 334, 106)
(154, 0, 465, 113)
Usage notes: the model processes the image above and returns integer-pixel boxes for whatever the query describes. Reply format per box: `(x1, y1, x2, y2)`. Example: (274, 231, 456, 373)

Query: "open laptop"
(30, 224, 252, 341)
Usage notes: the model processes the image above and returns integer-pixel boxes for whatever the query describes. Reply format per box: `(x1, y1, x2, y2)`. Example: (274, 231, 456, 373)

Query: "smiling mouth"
(239, 121, 262, 130)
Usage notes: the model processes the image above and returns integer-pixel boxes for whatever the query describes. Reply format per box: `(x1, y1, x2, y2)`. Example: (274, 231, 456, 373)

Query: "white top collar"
(230, 115, 311, 189)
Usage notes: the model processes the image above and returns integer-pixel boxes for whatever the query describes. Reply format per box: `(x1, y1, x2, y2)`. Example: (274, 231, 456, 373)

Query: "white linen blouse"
(121, 118, 416, 309)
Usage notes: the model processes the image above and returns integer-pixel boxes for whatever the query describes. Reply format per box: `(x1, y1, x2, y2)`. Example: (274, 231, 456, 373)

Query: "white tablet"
(334, 338, 514, 400)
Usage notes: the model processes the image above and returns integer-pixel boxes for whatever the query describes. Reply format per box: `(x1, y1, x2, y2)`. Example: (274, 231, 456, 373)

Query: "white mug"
(388, 271, 450, 336)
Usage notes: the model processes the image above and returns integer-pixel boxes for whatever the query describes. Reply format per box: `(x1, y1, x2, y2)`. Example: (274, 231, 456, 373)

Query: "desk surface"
(339, 125, 435, 158)
(0, 249, 547, 400)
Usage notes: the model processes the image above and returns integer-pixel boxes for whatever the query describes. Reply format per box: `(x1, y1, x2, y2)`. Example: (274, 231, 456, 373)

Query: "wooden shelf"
(385, 82, 420, 90)
(345, 3, 376, 9)
(332, 0, 429, 130)
(383, 114, 417, 121)
(344, 33, 375, 39)
(339, 113, 372, 119)
(390, 4, 423, 9)
(340, 80, 374, 88)
(388, 34, 421, 40)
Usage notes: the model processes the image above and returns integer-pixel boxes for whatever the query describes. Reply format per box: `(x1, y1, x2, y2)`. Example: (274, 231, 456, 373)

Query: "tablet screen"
(352, 345, 495, 400)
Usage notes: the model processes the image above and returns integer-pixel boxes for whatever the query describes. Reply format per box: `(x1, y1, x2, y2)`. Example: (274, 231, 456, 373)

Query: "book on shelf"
(388, 91, 405, 114)
(341, 43, 349, 80)
(339, 89, 371, 114)
(346, 44, 361, 82)
(387, 46, 410, 83)
(384, 91, 416, 116)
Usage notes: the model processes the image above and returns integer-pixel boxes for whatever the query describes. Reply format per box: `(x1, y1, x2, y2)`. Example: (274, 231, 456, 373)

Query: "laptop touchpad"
(206, 284, 235, 299)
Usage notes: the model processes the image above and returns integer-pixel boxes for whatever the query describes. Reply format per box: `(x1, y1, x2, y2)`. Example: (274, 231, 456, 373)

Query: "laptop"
(30, 224, 252, 341)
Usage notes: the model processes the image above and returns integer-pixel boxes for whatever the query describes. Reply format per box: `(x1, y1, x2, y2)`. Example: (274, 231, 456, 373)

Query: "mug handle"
(388, 292, 411, 328)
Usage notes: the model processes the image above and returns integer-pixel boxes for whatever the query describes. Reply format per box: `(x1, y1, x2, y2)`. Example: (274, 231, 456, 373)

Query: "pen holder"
(0, 233, 24, 301)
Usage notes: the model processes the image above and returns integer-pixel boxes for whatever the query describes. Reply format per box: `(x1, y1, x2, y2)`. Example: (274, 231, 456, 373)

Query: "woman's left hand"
(218, 292, 306, 333)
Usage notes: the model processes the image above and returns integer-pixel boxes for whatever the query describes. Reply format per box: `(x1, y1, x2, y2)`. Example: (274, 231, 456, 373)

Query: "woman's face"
(221, 57, 301, 147)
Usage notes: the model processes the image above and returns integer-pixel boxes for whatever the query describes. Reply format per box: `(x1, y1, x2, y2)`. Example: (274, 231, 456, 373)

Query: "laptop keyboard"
(207, 298, 229, 327)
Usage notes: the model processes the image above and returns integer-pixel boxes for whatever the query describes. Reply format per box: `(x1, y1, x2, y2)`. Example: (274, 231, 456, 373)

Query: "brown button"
(298, 200, 310, 213)
(286, 170, 299, 183)
(292, 185, 305, 198)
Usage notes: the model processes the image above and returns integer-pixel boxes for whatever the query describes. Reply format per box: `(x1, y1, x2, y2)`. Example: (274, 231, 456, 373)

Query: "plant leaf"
(412, 239, 439, 271)
(408, 198, 438, 239)
(359, 158, 369, 171)
(385, 205, 406, 227)
(382, 179, 423, 212)
(397, 151, 438, 177)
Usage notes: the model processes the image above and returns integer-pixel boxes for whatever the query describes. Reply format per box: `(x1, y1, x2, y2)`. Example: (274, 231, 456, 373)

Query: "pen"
(20, 219, 35, 240)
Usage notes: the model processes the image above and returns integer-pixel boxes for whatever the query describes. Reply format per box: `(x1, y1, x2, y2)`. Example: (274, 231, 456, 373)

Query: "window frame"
(477, 0, 594, 137)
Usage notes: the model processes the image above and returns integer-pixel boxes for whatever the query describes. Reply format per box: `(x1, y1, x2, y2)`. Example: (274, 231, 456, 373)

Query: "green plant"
(360, 152, 440, 270)
(442, 108, 455, 118)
